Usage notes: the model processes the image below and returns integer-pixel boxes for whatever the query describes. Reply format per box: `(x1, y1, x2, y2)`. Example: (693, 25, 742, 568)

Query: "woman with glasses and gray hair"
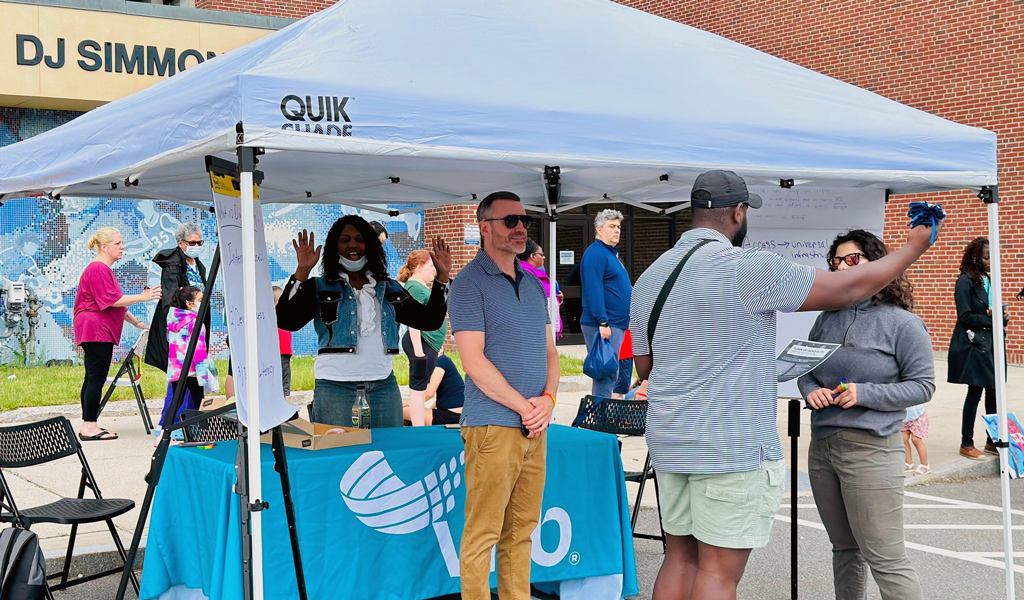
(145, 222, 210, 372)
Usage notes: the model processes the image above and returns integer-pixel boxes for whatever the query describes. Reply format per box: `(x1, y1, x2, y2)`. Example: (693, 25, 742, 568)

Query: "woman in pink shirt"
(74, 227, 161, 441)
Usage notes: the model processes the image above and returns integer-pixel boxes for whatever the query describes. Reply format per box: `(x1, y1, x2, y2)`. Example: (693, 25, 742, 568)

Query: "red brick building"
(197, 0, 1019, 359)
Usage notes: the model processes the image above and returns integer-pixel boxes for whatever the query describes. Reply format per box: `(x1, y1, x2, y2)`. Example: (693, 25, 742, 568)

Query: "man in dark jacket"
(579, 208, 631, 398)
(145, 223, 209, 371)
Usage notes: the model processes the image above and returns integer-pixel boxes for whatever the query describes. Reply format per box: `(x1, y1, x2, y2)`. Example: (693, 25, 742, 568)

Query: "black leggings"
(401, 332, 438, 392)
(961, 385, 996, 447)
(80, 342, 114, 422)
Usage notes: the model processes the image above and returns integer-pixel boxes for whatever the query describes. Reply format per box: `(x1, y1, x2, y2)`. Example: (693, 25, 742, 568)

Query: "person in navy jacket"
(579, 209, 632, 398)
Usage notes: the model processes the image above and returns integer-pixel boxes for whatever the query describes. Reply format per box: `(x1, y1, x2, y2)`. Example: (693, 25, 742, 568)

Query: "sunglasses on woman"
(183, 240, 204, 247)
(829, 252, 866, 269)
(481, 215, 536, 229)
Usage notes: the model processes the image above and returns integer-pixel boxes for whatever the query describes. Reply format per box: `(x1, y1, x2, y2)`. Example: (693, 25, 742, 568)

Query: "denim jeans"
(311, 373, 403, 428)
(581, 324, 625, 398)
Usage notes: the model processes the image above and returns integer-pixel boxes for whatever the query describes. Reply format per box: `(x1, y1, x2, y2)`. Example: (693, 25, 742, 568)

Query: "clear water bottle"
(352, 384, 371, 429)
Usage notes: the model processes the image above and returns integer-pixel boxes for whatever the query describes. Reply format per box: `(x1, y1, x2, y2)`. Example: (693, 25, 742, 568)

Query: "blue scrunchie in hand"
(907, 202, 946, 245)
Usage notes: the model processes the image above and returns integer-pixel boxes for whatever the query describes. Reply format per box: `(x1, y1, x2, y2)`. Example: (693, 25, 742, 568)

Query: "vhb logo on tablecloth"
(339, 451, 572, 577)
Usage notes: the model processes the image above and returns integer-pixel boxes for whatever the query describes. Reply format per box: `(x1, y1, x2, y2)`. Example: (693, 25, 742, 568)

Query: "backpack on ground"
(0, 526, 46, 600)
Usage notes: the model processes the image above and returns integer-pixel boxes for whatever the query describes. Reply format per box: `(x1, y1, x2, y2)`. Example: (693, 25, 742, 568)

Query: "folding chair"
(180, 409, 243, 443)
(572, 395, 665, 549)
(0, 416, 139, 599)
(98, 330, 154, 434)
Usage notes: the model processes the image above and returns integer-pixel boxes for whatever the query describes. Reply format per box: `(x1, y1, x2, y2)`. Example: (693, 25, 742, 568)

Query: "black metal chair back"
(180, 410, 242, 443)
(572, 395, 647, 436)
(0, 416, 79, 468)
(0, 416, 140, 597)
(571, 395, 665, 549)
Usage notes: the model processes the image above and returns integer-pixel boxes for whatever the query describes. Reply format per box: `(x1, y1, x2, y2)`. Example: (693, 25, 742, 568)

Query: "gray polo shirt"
(630, 228, 816, 474)
(448, 250, 550, 428)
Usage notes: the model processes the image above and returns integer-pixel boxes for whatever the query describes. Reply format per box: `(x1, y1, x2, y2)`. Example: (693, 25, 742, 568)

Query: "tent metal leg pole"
(115, 245, 222, 600)
(544, 165, 560, 342)
(788, 399, 800, 600)
(236, 420, 254, 600)
(984, 189, 1015, 600)
(271, 426, 308, 600)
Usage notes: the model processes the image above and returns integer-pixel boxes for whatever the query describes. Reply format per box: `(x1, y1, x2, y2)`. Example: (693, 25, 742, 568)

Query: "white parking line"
(777, 492, 1024, 575)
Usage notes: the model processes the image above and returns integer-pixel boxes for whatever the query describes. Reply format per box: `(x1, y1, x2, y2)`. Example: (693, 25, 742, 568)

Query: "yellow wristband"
(542, 392, 556, 406)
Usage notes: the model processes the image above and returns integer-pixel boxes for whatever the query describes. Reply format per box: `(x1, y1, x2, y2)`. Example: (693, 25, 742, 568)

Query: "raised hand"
(907, 216, 944, 251)
(429, 236, 453, 283)
(292, 229, 322, 282)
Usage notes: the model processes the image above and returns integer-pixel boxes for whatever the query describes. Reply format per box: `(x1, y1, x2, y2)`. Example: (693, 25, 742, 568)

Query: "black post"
(114, 245, 222, 600)
(788, 399, 801, 600)
(236, 419, 254, 600)
(271, 426, 308, 600)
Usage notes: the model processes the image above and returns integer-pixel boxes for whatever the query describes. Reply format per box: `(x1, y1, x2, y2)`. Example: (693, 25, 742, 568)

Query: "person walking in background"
(157, 286, 219, 443)
(450, 191, 558, 600)
(580, 208, 630, 398)
(630, 170, 942, 600)
(903, 404, 930, 475)
(948, 237, 1007, 460)
(799, 229, 933, 600)
(276, 216, 450, 428)
(518, 238, 563, 336)
(273, 286, 292, 398)
(146, 222, 208, 373)
(398, 249, 448, 426)
(74, 227, 160, 441)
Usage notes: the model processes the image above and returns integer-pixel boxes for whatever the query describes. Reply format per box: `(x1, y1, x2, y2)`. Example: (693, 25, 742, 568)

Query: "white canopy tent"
(0, 0, 1010, 597)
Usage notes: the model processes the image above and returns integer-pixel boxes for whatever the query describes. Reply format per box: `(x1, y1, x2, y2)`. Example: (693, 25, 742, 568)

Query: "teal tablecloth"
(140, 424, 639, 600)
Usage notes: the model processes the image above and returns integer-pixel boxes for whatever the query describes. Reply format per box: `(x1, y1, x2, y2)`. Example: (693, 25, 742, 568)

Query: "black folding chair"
(572, 395, 665, 549)
(0, 416, 139, 599)
(98, 330, 154, 434)
(180, 409, 243, 443)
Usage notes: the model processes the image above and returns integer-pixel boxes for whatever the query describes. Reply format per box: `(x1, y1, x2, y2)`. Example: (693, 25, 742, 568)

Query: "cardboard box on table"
(259, 417, 371, 450)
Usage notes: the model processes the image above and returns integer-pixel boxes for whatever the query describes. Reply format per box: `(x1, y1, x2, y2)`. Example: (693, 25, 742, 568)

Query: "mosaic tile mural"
(0, 107, 424, 365)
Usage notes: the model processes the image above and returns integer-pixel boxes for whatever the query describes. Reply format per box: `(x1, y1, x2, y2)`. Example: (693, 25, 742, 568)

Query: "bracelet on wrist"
(542, 392, 556, 406)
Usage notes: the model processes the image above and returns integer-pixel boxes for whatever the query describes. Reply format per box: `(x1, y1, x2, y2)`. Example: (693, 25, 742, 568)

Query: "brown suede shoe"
(984, 442, 999, 456)
(960, 446, 986, 461)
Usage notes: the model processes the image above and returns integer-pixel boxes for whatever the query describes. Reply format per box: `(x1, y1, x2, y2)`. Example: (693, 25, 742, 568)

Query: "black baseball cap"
(690, 170, 763, 209)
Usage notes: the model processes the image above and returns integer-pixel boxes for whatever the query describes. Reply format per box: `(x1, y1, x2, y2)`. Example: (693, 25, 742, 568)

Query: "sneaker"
(984, 442, 999, 456)
(960, 446, 986, 461)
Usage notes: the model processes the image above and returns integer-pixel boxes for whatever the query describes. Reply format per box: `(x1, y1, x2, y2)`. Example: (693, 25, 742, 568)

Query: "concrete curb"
(909, 454, 999, 484)
(44, 544, 145, 583)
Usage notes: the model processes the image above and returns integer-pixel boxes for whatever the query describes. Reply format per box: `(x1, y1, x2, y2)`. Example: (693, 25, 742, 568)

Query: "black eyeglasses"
(829, 252, 866, 269)
(183, 240, 204, 247)
(481, 215, 536, 230)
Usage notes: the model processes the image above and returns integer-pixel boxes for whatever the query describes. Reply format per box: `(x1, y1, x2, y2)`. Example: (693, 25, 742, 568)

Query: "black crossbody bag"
(646, 239, 715, 364)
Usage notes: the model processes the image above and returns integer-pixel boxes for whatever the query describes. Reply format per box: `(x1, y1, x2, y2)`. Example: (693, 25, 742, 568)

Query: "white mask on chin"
(339, 256, 368, 271)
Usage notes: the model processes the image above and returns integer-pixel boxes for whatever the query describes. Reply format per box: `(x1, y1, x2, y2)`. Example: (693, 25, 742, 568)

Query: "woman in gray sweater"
(798, 230, 934, 600)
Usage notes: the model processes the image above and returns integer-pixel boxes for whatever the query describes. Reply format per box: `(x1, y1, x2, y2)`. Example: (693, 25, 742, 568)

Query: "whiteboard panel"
(743, 187, 886, 397)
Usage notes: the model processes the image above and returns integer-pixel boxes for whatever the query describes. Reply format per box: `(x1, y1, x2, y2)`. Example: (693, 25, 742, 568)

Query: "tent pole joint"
(780, 178, 794, 189)
(248, 500, 270, 512)
(979, 185, 999, 204)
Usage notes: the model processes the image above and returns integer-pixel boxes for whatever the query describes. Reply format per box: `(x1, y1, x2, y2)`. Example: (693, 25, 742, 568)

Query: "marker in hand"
(831, 378, 850, 400)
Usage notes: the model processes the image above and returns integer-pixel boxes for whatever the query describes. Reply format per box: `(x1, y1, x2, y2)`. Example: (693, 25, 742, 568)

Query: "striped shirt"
(448, 250, 550, 428)
(630, 228, 816, 474)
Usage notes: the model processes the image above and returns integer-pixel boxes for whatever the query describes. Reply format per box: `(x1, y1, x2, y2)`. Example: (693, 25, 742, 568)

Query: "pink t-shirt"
(73, 261, 127, 345)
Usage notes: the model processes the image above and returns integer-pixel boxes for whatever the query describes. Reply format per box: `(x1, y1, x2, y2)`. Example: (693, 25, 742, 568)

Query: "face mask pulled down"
(340, 256, 368, 272)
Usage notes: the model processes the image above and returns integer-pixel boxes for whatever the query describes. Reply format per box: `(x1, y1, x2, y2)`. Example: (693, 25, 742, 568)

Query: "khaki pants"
(809, 429, 923, 600)
(460, 425, 546, 600)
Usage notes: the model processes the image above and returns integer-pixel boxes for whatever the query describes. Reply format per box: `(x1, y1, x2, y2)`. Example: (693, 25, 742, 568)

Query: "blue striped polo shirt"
(630, 228, 816, 474)
(448, 250, 550, 428)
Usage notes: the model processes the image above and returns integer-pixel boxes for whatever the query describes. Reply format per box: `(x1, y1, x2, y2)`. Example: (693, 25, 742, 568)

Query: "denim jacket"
(277, 273, 448, 355)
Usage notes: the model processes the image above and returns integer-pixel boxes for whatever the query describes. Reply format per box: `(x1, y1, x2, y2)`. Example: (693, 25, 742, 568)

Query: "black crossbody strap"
(647, 239, 715, 362)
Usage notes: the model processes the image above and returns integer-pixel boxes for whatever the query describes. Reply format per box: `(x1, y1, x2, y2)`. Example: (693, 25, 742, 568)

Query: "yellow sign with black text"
(0, 1, 277, 110)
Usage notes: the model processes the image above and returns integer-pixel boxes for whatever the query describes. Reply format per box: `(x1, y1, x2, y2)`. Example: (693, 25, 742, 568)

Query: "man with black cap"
(629, 170, 943, 600)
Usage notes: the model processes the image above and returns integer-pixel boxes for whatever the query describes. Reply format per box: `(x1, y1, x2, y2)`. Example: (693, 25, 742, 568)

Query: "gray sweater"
(797, 299, 935, 439)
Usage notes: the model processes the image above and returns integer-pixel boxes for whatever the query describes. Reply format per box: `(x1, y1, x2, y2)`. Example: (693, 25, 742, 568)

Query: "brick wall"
(423, 205, 478, 353)
(197, 0, 334, 19)
(620, 0, 1024, 362)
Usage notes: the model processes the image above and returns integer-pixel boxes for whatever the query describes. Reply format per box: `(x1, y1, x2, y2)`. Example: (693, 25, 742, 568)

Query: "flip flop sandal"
(79, 429, 118, 441)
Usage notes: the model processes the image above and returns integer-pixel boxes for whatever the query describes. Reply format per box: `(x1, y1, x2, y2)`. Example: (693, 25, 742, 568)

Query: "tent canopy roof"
(0, 0, 998, 212)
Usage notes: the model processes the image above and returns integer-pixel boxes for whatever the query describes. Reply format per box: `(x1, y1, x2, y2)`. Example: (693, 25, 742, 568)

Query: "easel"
(786, 397, 801, 600)
(97, 330, 154, 434)
(114, 240, 309, 600)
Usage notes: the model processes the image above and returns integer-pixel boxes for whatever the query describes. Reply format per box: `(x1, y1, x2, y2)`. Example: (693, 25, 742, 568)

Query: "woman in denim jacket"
(277, 215, 451, 428)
